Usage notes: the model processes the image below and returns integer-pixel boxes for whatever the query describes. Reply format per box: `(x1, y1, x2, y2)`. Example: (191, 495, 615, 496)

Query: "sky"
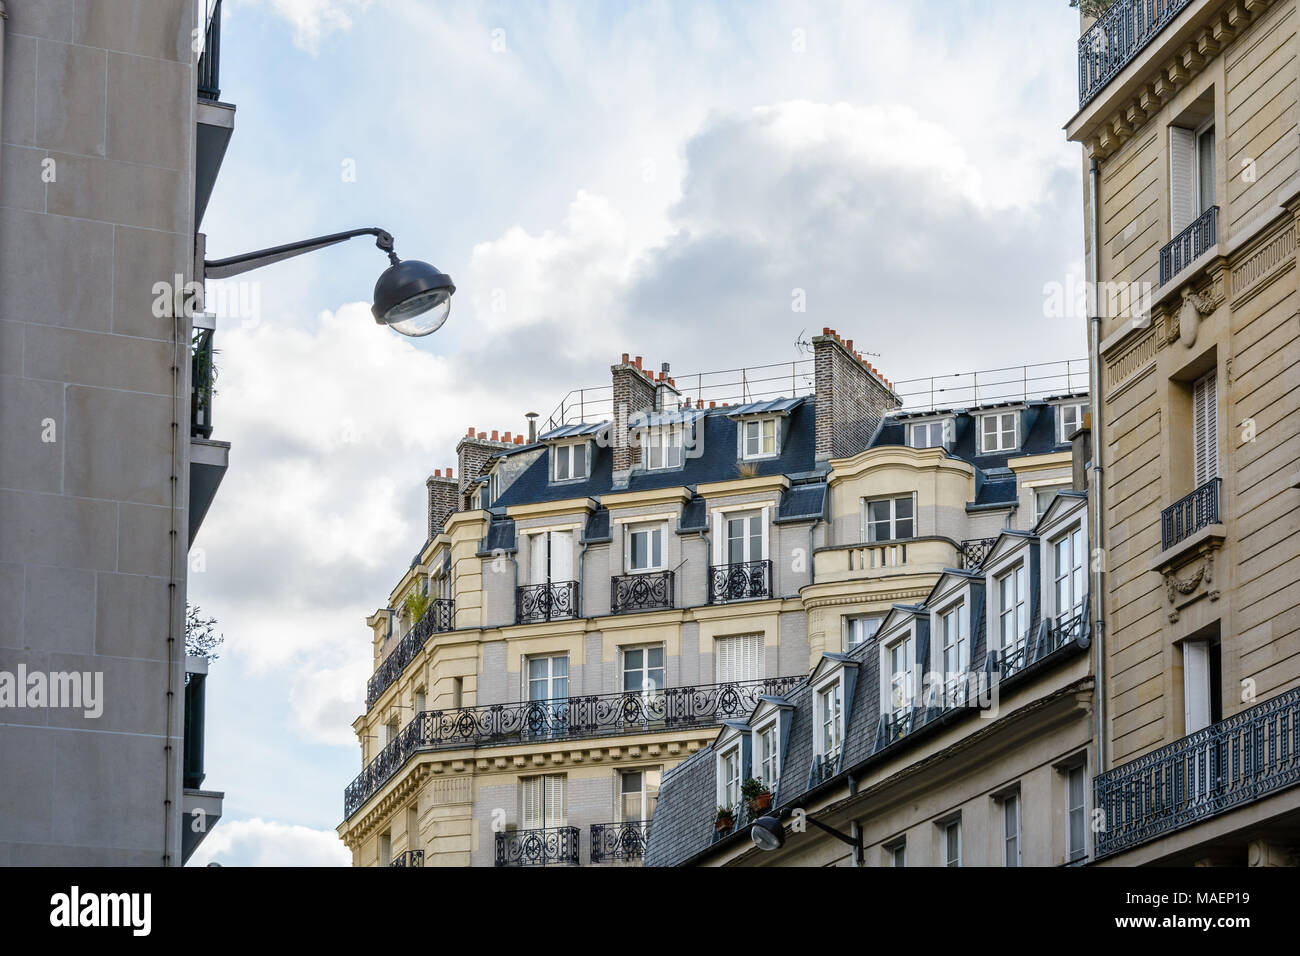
(185, 0, 1089, 866)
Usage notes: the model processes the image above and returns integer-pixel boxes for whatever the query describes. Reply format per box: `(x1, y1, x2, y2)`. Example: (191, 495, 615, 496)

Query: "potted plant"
(742, 777, 772, 816)
(715, 806, 735, 832)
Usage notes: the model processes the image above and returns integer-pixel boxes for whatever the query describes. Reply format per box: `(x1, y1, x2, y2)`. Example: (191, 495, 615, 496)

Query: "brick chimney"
(426, 468, 458, 539)
(456, 427, 513, 509)
(812, 328, 901, 461)
(611, 353, 658, 477)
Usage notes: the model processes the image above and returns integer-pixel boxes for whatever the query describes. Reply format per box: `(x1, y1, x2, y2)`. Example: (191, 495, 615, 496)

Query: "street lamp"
(203, 227, 455, 337)
(751, 813, 863, 864)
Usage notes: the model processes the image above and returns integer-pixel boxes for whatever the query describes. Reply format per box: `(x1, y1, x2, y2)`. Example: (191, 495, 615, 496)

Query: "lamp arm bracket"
(203, 227, 397, 280)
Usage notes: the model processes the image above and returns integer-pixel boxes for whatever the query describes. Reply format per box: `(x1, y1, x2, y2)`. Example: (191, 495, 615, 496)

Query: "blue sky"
(186, 0, 1088, 865)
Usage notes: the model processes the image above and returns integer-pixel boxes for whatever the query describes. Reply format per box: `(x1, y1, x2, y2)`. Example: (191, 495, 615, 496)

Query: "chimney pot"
(822, 327, 831, 335)
(709, 401, 716, 408)
(634, 356, 643, 369)
(846, 339, 853, 350)
(491, 430, 499, 441)
(448, 467, 454, 478)
(515, 435, 524, 444)
(478, 432, 486, 439)
(467, 426, 475, 437)
(621, 352, 629, 364)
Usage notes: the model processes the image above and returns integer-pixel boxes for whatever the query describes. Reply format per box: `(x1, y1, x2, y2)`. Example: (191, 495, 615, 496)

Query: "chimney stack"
(611, 352, 659, 478)
(426, 468, 458, 539)
(456, 427, 514, 509)
(812, 329, 901, 461)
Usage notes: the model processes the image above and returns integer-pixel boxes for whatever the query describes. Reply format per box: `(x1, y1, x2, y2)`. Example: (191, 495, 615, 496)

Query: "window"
(645, 427, 683, 470)
(527, 654, 568, 702)
(908, 420, 947, 449)
(414, 686, 426, 714)
(1003, 793, 1021, 867)
(715, 634, 764, 683)
(943, 820, 962, 867)
(1052, 525, 1086, 623)
(1170, 121, 1215, 235)
(1058, 403, 1086, 443)
(741, 418, 778, 459)
(979, 411, 1018, 453)
(886, 840, 906, 867)
(619, 768, 661, 823)
(996, 564, 1028, 654)
(724, 512, 764, 564)
(552, 442, 587, 482)
(756, 723, 781, 789)
(864, 495, 914, 543)
(1034, 485, 1066, 524)
(522, 774, 566, 829)
(817, 681, 843, 758)
(938, 603, 968, 686)
(1066, 765, 1086, 862)
(528, 530, 574, 586)
(378, 830, 392, 866)
(1193, 369, 1218, 487)
(885, 635, 915, 717)
(719, 746, 742, 810)
(622, 644, 664, 695)
(626, 524, 664, 572)
(844, 615, 883, 651)
(384, 715, 399, 747)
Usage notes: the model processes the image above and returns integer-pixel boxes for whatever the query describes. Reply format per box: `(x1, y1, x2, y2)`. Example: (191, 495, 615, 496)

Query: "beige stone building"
(1066, 0, 1300, 865)
(0, 0, 231, 864)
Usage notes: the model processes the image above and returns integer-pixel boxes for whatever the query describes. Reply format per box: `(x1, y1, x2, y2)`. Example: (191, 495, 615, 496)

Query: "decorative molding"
(1230, 220, 1297, 308)
(1104, 327, 1160, 399)
(1163, 551, 1218, 622)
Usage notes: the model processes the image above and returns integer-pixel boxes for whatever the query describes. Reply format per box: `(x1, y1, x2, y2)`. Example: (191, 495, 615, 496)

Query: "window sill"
(1147, 522, 1225, 575)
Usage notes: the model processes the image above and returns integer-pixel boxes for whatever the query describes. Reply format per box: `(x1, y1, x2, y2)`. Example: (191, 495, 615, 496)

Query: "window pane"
(894, 496, 913, 520)
(555, 448, 569, 480)
(573, 443, 586, 478)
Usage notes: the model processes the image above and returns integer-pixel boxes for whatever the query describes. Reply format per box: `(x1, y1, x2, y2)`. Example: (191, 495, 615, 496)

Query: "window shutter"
(1170, 127, 1197, 233)
(522, 777, 541, 829)
(551, 530, 573, 582)
(1193, 371, 1218, 486)
(711, 511, 724, 565)
(760, 506, 770, 562)
(1183, 640, 1211, 734)
(546, 775, 565, 827)
(529, 533, 546, 585)
(715, 637, 732, 683)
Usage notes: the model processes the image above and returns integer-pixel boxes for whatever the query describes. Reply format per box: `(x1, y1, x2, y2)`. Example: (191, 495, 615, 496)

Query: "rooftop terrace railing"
(1077, 0, 1194, 108)
(197, 0, 222, 100)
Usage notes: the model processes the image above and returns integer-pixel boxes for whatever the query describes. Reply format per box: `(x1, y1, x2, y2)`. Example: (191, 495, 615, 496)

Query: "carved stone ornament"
(1164, 552, 1217, 622)
(1178, 289, 1216, 349)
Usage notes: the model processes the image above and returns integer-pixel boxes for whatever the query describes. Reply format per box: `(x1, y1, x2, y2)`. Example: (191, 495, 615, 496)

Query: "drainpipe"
(1087, 157, 1108, 774)
(577, 537, 590, 618)
(0, 2, 8, 206)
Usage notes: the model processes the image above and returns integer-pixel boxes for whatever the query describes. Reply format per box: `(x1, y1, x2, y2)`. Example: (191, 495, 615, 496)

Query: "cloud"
(187, 817, 350, 866)
(238, 0, 371, 53)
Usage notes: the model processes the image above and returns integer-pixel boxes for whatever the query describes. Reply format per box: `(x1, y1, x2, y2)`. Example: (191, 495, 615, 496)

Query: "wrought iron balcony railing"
(1161, 477, 1221, 551)
(191, 328, 215, 439)
(365, 599, 454, 708)
(1094, 685, 1300, 859)
(516, 580, 578, 623)
(958, 537, 999, 571)
(708, 559, 772, 604)
(1077, 0, 1194, 108)
(197, 0, 223, 100)
(611, 570, 674, 614)
(495, 826, 580, 867)
(1159, 206, 1217, 284)
(997, 606, 1087, 680)
(388, 849, 423, 867)
(809, 751, 840, 787)
(590, 820, 650, 863)
(344, 675, 804, 818)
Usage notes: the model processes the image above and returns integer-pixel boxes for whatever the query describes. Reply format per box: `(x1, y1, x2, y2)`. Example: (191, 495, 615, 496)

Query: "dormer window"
(740, 417, 778, 460)
(908, 419, 949, 449)
(881, 632, 916, 718)
(816, 681, 843, 759)
(1057, 402, 1086, 443)
(753, 717, 781, 791)
(718, 743, 742, 811)
(979, 411, 1018, 454)
(644, 426, 682, 470)
(553, 442, 587, 482)
(936, 600, 969, 697)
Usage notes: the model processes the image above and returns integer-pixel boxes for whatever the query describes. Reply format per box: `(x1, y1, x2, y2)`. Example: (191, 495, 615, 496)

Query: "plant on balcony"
(736, 460, 759, 479)
(742, 777, 772, 816)
(402, 589, 432, 630)
(715, 806, 735, 832)
(1069, 0, 1116, 18)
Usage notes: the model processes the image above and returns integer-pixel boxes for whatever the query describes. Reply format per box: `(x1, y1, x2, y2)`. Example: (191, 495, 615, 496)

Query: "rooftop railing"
(1077, 0, 1194, 108)
(344, 675, 805, 819)
(1094, 685, 1300, 859)
(1161, 477, 1221, 551)
(197, 0, 222, 100)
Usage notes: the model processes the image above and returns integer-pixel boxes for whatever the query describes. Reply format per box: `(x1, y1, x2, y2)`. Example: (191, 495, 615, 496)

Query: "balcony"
(1159, 206, 1217, 284)
(958, 537, 999, 571)
(388, 849, 423, 867)
(188, 324, 229, 547)
(809, 751, 840, 787)
(344, 675, 803, 819)
(516, 580, 578, 624)
(1161, 477, 1221, 550)
(707, 559, 772, 604)
(997, 607, 1088, 680)
(814, 537, 958, 584)
(495, 827, 580, 867)
(1094, 685, 1300, 859)
(365, 599, 454, 708)
(197, 0, 223, 101)
(611, 570, 674, 614)
(590, 821, 650, 863)
(1077, 0, 1194, 108)
(194, 0, 234, 228)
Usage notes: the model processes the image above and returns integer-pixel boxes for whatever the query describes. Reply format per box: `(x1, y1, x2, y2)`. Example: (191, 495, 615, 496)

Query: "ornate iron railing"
(809, 751, 840, 787)
(388, 849, 423, 867)
(191, 328, 215, 439)
(1161, 477, 1221, 551)
(197, 0, 222, 100)
(997, 607, 1087, 680)
(958, 537, 999, 571)
(516, 580, 578, 623)
(611, 570, 674, 614)
(495, 826, 580, 867)
(1159, 205, 1217, 284)
(1077, 0, 1193, 108)
(708, 559, 772, 604)
(344, 675, 804, 819)
(365, 599, 455, 708)
(1094, 685, 1300, 859)
(590, 821, 650, 863)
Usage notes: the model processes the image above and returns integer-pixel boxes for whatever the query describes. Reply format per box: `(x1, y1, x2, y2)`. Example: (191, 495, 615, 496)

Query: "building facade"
(1069, 0, 1300, 865)
(644, 397, 1097, 866)
(0, 0, 231, 864)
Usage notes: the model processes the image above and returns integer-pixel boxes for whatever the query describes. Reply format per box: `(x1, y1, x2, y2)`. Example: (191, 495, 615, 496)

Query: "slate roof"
(871, 398, 1074, 471)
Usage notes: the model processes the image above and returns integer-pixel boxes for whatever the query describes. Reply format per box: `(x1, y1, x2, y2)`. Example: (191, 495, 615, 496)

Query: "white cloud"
(188, 817, 351, 867)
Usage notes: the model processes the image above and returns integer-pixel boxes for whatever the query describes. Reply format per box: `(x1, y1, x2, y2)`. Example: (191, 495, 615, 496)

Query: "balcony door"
(529, 530, 574, 585)
(724, 512, 763, 565)
(618, 768, 661, 824)
(1170, 122, 1215, 234)
(1193, 370, 1218, 487)
(526, 654, 569, 736)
